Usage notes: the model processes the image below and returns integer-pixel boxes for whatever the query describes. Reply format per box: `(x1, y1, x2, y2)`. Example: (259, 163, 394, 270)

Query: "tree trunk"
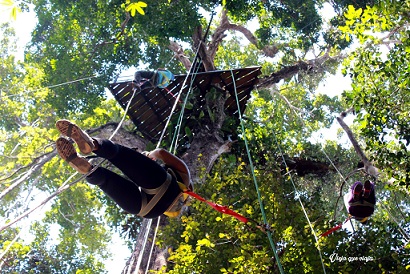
(121, 85, 232, 273)
(121, 132, 231, 273)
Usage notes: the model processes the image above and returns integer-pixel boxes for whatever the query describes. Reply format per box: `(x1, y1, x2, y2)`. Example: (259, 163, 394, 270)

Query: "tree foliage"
(1, 0, 409, 273)
(340, 2, 410, 186)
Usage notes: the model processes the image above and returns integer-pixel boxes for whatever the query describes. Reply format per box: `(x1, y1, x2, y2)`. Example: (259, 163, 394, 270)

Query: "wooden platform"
(108, 67, 261, 143)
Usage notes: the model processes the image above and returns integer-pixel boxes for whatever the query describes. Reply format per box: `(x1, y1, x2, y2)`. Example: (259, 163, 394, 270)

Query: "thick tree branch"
(192, 26, 215, 71)
(168, 41, 192, 71)
(205, 139, 237, 176)
(209, 10, 279, 60)
(95, 12, 131, 48)
(336, 109, 379, 178)
(257, 49, 342, 89)
(258, 61, 312, 88)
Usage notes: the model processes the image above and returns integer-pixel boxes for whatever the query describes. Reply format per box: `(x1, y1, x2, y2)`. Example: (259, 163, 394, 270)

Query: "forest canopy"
(0, 0, 409, 273)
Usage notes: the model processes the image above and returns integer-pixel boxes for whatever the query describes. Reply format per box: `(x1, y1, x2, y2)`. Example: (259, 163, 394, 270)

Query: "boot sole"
(56, 137, 92, 174)
(56, 119, 94, 154)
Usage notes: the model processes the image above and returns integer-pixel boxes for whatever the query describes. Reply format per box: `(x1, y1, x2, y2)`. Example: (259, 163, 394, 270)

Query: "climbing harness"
(348, 200, 375, 208)
(138, 168, 191, 218)
(138, 172, 172, 217)
(162, 169, 191, 217)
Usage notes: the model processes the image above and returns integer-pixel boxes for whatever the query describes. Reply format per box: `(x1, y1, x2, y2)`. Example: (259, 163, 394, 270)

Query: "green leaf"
(185, 126, 192, 137)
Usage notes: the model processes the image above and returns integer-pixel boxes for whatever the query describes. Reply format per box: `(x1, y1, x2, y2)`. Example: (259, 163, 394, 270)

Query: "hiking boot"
(56, 119, 94, 155)
(353, 183, 363, 201)
(56, 137, 92, 174)
(363, 180, 372, 198)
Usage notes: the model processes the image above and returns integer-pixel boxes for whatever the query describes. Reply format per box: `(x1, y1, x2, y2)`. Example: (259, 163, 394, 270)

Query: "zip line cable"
(254, 86, 333, 272)
(271, 126, 327, 274)
(379, 197, 410, 242)
(157, 43, 203, 152)
(135, 63, 204, 272)
(159, 11, 215, 151)
(169, 57, 203, 153)
(142, 14, 216, 272)
(144, 217, 161, 274)
(265, 86, 352, 218)
(230, 70, 285, 274)
(267, 85, 406, 255)
(0, 82, 138, 233)
(0, 75, 99, 100)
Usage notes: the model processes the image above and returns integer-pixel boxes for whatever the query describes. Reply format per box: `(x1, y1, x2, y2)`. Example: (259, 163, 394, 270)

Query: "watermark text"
(329, 253, 374, 263)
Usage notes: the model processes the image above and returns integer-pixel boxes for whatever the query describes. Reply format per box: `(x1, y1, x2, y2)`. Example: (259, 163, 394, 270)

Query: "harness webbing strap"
(138, 172, 172, 217)
(142, 182, 166, 195)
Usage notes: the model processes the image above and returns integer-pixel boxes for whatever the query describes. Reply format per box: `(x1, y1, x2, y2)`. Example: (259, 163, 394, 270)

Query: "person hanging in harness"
(54, 119, 192, 218)
(133, 68, 175, 91)
(344, 180, 376, 224)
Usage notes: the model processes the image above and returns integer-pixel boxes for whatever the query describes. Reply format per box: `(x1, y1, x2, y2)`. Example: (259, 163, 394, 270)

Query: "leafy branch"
(0, 0, 21, 21)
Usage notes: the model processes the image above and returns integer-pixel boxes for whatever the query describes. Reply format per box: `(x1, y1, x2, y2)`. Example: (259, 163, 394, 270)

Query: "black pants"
(86, 138, 181, 218)
(134, 70, 155, 90)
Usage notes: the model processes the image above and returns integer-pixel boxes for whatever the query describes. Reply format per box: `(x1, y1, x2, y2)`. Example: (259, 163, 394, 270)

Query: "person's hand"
(132, 81, 141, 92)
(141, 151, 156, 160)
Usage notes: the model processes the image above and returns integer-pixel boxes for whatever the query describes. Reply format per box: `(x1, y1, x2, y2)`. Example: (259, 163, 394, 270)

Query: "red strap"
(163, 87, 182, 103)
(185, 191, 249, 223)
(320, 216, 351, 237)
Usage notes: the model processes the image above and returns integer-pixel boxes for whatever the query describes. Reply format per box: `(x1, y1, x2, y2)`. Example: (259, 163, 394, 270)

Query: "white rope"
(134, 218, 152, 273)
(156, 41, 203, 150)
(109, 85, 137, 141)
(264, 86, 351, 201)
(257, 85, 350, 274)
(0, 83, 137, 232)
(379, 202, 410, 241)
(136, 51, 204, 272)
(0, 75, 98, 100)
(144, 217, 161, 274)
(134, 68, 194, 271)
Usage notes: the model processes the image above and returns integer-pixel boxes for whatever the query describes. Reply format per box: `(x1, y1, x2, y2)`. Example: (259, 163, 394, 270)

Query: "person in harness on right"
(344, 180, 376, 224)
